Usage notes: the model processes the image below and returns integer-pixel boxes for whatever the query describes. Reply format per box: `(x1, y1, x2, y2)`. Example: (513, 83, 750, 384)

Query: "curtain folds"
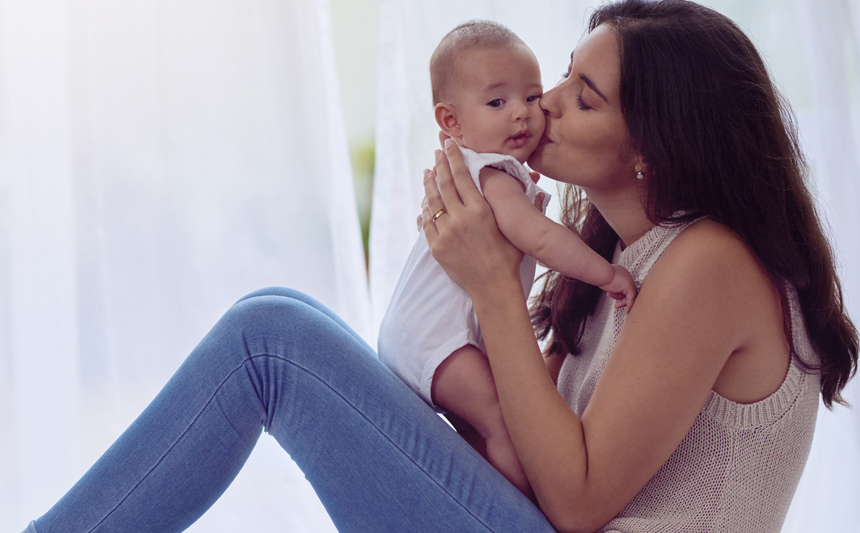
(783, 1, 860, 531)
(0, 0, 364, 530)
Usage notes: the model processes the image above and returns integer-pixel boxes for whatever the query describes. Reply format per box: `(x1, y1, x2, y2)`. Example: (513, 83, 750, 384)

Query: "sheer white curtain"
(781, 0, 860, 531)
(369, 1, 860, 531)
(0, 0, 367, 530)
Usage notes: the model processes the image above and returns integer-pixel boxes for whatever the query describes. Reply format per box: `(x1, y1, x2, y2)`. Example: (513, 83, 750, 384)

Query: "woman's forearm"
(422, 143, 624, 529)
(470, 279, 600, 532)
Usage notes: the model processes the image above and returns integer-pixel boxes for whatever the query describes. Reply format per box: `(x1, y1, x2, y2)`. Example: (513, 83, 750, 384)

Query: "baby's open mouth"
(507, 130, 531, 148)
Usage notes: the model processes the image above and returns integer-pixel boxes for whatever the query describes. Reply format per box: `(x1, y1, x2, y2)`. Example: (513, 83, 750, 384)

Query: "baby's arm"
(479, 167, 636, 310)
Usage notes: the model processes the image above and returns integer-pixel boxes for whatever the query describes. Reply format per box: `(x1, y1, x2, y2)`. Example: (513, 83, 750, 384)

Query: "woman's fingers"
(422, 167, 441, 209)
(422, 167, 448, 229)
(433, 146, 463, 212)
(435, 140, 483, 209)
(421, 193, 441, 243)
(444, 140, 484, 205)
(438, 131, 466, 149)
(438, 130, 450, 149)
(421, 141, 526, 296)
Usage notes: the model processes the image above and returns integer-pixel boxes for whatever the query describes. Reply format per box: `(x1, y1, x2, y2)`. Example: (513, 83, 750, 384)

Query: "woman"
(24, 1, 858, 532)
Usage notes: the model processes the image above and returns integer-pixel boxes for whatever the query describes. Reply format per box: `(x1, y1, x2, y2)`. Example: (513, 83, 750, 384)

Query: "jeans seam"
(252, 354, 496, 532)
(87, 352, 495, 533)
(86, 360, 253, 532)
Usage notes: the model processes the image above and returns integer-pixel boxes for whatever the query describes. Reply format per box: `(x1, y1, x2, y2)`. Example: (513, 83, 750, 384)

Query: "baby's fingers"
(625, 288, 637, 312)
(609, 294, 634, 314)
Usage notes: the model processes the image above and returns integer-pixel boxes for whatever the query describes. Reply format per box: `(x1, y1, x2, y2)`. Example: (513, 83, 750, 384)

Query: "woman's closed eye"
(576, 91, 592, 111)
(557, 70, 591, 110)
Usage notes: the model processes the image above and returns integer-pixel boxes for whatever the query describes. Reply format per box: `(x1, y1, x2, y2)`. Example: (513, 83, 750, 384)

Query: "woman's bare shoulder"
(652, 219, 766, 289)
(633, 220, 762, 342)
(671, 218, 750, 255)
(640, 218, 787, 402)
(637, 218, 779, 349)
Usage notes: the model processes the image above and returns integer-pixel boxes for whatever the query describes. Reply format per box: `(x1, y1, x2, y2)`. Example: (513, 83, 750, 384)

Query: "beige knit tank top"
(556, 220, 820, 533)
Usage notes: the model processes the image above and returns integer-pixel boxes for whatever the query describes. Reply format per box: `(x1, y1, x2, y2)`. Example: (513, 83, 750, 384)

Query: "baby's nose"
(512, 102, 529, 119)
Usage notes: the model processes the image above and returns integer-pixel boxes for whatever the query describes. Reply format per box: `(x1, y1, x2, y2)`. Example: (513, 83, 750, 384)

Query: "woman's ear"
(435, 103, 461, 138)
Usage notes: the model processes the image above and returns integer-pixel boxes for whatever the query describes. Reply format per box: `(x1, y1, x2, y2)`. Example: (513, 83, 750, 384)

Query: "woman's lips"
(539, 134, 552, 145)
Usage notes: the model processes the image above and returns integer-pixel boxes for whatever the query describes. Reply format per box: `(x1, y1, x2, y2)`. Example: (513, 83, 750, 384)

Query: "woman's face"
(528, 24, 638, 192)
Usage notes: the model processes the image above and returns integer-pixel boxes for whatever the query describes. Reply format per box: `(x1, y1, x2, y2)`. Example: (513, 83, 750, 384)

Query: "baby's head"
(430, 21, 544, 165)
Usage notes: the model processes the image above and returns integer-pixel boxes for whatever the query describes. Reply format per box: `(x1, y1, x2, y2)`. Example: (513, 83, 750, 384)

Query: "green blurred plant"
(351, 138, 375, 270)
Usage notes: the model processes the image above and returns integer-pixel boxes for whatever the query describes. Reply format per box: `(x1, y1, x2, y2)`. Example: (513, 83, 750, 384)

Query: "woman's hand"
(421, 140, 523, 298)
(416, 134, 544, 230)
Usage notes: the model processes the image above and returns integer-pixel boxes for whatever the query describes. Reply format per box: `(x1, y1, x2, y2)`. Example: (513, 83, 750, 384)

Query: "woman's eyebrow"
(568, 51, 608, 103)
(579, 73, 608, 103)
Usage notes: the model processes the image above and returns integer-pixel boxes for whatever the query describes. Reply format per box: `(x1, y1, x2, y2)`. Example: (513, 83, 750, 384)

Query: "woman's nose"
(540, 86, 561, 118)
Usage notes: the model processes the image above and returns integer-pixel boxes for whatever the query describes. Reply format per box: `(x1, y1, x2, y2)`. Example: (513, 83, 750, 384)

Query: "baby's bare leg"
(431, 345, 533, 499)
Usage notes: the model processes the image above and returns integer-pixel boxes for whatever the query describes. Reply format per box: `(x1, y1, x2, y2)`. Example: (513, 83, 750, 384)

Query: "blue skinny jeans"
(25, 288, 555, 532)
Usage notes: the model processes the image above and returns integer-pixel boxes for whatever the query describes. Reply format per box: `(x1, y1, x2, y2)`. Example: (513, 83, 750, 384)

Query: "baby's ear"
(434, 103, 461, 138)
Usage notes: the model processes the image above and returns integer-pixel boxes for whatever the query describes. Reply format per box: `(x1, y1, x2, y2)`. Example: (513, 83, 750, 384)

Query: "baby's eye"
(487, 99, 504, 108)
(526, 94, 542, 103)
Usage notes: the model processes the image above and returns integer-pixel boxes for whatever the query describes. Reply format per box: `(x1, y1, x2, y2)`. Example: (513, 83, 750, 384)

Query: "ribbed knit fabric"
(557, 220, 819, 533)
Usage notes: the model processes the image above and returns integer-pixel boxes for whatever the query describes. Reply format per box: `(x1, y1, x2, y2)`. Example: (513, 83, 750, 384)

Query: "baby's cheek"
(461, 131, 496, 154)
(534, 111, 547, 133)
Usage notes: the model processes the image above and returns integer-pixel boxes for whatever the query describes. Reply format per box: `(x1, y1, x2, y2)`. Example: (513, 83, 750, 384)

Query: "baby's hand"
(600, 264, 637, 313)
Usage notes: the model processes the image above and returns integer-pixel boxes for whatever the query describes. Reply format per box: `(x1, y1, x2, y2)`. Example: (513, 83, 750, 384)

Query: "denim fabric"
(28, 288, 554, 533)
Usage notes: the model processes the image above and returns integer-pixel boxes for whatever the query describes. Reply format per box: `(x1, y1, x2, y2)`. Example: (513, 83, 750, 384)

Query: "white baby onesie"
(377, 147, 551, 410)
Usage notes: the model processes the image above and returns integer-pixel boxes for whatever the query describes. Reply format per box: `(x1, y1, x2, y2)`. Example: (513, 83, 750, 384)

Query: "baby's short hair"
(430, 20, 524, 106)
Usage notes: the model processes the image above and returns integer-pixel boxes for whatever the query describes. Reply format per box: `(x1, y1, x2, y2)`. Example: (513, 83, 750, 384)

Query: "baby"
(378, 20, 636, 498)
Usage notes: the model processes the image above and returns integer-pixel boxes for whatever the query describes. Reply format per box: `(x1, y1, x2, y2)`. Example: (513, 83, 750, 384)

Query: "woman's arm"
(545, 352, 565, 386)
(476, 226, 761, 532)
(423, 142, 773, 533)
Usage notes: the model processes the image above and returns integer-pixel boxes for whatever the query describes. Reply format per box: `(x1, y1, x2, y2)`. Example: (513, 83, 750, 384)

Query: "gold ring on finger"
(432, 208, 448, 223)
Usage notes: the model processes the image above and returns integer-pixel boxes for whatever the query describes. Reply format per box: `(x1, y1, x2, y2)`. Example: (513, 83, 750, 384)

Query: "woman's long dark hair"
(531, 0, 858, 407)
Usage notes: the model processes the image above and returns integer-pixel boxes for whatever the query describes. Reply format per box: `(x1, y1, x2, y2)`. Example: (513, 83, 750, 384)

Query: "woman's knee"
(234, 286, 310, 306)
(231, 288, 361, 344)
(222, 293, 346, 353)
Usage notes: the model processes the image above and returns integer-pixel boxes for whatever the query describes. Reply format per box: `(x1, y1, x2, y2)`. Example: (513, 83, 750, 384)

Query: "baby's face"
(451, 45, 545, 164)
